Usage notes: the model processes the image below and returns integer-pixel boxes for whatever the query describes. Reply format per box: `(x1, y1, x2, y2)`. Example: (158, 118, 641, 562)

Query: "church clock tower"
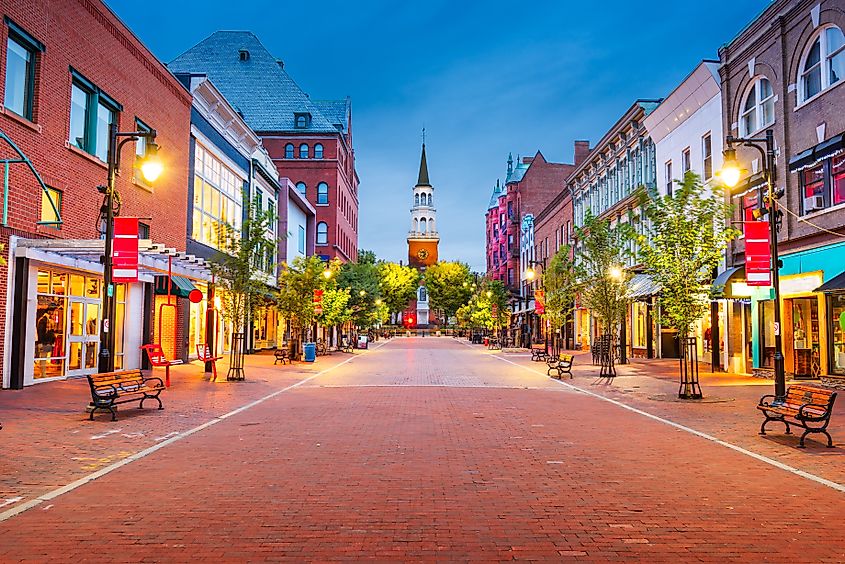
(407, 141, 439, 269)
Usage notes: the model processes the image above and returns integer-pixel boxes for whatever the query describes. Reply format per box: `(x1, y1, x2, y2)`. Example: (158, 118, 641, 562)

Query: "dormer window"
(238, 49, 250, 61)
(294, 112, 311, 129)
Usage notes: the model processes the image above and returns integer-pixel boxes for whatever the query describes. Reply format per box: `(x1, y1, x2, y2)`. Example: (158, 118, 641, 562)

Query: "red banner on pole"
(534, 289, 545, 315)
(744, 221, 771, 286)
(112, 217, 139, 283)
(313, 289, 324, 315)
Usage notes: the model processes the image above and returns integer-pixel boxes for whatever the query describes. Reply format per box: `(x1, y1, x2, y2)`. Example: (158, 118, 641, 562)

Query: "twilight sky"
(111, 0, 770, 271)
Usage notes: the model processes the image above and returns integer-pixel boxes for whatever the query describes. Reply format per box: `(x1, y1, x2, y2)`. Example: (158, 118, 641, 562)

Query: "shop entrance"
(787, 297, 820, 379)
(66, 298, 100, 377)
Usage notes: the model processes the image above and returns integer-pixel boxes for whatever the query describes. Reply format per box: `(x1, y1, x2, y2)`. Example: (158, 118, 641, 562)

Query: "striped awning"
(628, 274, 661, 299)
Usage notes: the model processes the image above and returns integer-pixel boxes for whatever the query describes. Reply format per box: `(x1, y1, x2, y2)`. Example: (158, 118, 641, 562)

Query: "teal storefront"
(749, 241, 845, 385)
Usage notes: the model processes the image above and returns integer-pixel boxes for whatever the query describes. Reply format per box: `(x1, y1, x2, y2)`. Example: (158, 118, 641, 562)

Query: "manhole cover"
(647, 394, 735, 404)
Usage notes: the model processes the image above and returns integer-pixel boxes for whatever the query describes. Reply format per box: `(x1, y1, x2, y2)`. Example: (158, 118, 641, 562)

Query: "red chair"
(140, 344, 183, 388)
(196, 343, 223, 382)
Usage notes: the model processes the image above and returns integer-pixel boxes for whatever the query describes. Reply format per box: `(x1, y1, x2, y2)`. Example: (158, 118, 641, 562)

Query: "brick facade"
(0, 0, 191, 380)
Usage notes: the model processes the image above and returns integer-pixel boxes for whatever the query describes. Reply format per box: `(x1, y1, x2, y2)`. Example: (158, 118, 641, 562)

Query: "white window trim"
(739, 77, 775, 137)
(797, 25, 845, 107)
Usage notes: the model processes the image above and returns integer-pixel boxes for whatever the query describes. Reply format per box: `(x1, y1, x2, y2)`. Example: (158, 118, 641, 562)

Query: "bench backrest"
(88, 370, 145, 392)
(560, 354, 574, 363)
(784, 385, 836, 412)
(141, 344, 171, 366)
(196, 343, 212, 361)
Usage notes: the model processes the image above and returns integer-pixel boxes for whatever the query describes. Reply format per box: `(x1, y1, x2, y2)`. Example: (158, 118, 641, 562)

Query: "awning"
(628, 274, 660, 299)
(789, 133, 845, 172)
(815, 270, 845, 293)
(154, 275, 197, 298)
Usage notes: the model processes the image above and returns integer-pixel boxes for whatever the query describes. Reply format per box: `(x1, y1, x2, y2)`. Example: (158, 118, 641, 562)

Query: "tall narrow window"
(317, 182, 328, 205)
(4, 32, 38, 120)
(665, 161, 673, 197)
(298, 225, 306, 254)
(740, 77, 774, 136)
(285, 144, 294, 159)
(314, 143, 323, 159)
(800, 26, 845, 102)
(414, 193, 419, 206)
(701, 134, 712, 180)
(427, 193, 432, 206)
(316, 222, 328, 245)
(296, 182, 306, 195)
(299, 143, 309, 159)
(69, 84, 88, 151)
(681, 147, 691, 174)
(67, 72, 120, 161)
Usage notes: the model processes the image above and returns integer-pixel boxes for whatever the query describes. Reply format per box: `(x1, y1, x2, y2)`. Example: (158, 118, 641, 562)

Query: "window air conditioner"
(803, 195, 824, 212)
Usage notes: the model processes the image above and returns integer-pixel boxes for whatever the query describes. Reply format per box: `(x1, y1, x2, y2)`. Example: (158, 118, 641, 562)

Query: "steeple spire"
(507, 152, 513, 175)
(417, 141, 430, 186)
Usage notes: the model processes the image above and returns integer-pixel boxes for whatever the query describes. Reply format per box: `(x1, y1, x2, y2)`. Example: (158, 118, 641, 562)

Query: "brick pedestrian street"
(1, 337, 844, 562)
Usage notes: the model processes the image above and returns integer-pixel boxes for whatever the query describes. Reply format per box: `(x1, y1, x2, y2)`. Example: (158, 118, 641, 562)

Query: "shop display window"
(830, 293, 845, 375)
(790, 297, 819, 378)
(832, 154, 845, 206)
(802, 164, 824, 199)
(760, 300, 775, 368)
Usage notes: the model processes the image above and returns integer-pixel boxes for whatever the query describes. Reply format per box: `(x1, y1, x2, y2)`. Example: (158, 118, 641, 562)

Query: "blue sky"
(111, 0, 771, 271)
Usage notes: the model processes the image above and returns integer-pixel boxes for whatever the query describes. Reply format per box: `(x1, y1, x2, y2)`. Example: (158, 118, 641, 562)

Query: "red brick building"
(169, 32, 359, 263)
(0, 0, 191, 387)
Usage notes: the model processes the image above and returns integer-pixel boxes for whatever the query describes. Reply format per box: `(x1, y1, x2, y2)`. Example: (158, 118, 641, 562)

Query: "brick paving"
(0, 337, 844, 561)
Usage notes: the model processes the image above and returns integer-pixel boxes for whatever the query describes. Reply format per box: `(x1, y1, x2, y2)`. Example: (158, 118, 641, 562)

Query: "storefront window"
(790, 297, 819, 378)
(803, 163, 824, 199)
(632, 302, 647, 348)
(832, 154, 845, 206)
(829, 293, 845, 375)
(760, 299, 775, 368)
(34, 276, 67, 379)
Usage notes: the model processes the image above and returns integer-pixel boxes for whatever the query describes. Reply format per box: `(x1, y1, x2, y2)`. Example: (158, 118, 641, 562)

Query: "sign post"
(744, 221, 772, 287)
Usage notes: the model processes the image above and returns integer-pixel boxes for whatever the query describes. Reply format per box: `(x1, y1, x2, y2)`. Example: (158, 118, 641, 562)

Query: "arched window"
(317, 182, 329, 205)
(414, 218, 418, 232)
(316, 222, 328, 245)
(285, 144, 294, 159)
(800, 26, 845, 102)
(314, 143, 324, 159)
(419, 287, 427, 302)
(296, 182, 306, 195)
(429, 217, 434, 232)
(420, 217, 427, 232)
(299, 144, 309, 159)
(739, 77, 774, 136)
(427, 193, 433, 206)
(414, 194, 420, 206)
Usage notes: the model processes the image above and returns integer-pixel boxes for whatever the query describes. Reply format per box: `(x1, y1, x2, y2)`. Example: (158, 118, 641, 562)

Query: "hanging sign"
(744, 221, 771, 287)
(491, 303, 498, 316)
(534, 289, 545, 315)
(313, 289, 324, 315)
(112, 217, 139, 283)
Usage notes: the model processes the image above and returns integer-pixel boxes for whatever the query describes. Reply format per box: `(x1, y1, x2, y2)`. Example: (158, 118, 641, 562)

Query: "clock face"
(417, 249, 429, 260)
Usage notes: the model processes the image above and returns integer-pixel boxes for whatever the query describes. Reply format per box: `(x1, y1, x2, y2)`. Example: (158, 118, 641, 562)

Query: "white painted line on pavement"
(491, 353, 845, 494)
(0, 341, 388, 523)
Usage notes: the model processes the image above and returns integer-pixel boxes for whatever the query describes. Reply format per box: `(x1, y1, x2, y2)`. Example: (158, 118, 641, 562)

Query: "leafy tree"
(211, 200, 276, 338)
(575, 210, 632, 337)
(424, 261, 474, 323)
(357, 249, 377, 265)
(318, 287, 352, 329)
(637, 171, 740, 340)
(459, 279, 509, 331)
(543, 245, 581, 353)
(337, 256, 382, 328)
(377, 261, 420, 315)
(277, 255, 332, 348)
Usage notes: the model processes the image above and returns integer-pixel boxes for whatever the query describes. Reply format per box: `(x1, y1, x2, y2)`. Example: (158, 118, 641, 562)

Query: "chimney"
(574, 140, 590, 166)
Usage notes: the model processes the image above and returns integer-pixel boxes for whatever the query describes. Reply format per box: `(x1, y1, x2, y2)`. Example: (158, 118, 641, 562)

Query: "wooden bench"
(316, 340, 328, 356)
(757, 385, 838, 448)
(274, 348, 290, 365)
(546, 354, 574, 379)
(87, 370, 164, 421)
(530, 345, 547, 362)
(196, 343, 223, 381)
(488, 337, 501, 350)
(140, 344, 183, 388)
(340, 339, 354, 353)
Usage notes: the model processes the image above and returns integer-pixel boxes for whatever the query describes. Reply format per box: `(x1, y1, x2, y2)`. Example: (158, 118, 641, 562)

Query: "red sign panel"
(744, 221, 771, 287)
(112, 217, 139, 283)
(491, 303, 498, 316)
(534, 289, 545, 315)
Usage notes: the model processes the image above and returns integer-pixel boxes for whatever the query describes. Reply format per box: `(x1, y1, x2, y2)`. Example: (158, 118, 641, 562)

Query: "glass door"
(66, 299, 100, 377)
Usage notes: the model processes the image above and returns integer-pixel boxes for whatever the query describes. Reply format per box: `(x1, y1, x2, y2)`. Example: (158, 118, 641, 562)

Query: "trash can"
(304, 342, 316, 362)
(357, 335, 368, 350)
(483, 337, 489, 346)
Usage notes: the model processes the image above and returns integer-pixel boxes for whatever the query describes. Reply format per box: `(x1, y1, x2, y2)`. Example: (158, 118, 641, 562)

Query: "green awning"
(154, 275, 197, 298)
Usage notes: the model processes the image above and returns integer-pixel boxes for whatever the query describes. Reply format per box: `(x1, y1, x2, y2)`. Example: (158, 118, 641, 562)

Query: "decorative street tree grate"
(678, 336, 702, 399)
(227, 332, 245, 381)
(597, 333, 616, 378)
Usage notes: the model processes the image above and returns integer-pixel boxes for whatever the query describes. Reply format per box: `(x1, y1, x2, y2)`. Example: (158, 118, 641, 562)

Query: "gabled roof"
(169, 31, 339, 133)
(506, 159, 530, 184)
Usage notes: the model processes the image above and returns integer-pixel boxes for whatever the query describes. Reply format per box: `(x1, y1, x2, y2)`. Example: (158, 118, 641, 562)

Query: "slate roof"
(487, 184, 503, 210)
(506, 161, 529, 184)
(313, 99, 349, 132)
(169, 31, 342, 134)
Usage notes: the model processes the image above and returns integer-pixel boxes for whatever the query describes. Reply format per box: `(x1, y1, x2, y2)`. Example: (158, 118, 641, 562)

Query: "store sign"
(744, 221, 771, 287)
(534, 289, 545, 315)
(112, 217, 139, 283)
(779, 272, 824, 296)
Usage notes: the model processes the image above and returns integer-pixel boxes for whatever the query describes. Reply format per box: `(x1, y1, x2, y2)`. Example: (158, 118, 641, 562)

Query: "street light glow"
(719, 146, 742, 188)
(375, 298, 382, 306)
(322, 268, 333, 279)
(524, 267, 535, 281)
(608, 266, 623, 281)
(140, 141, 163, 183)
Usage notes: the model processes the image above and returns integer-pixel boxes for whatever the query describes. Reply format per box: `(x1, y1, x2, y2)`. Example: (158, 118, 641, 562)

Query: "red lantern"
(188, 289, 203, 303)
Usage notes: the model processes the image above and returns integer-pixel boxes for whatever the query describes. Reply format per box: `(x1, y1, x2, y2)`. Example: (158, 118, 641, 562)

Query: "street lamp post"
(98, 123, 161, 373)
(721, 129, 785, 399)
(524, 258, 548, 353)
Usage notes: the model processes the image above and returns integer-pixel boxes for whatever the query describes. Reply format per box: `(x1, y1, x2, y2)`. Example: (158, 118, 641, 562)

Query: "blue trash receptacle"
(304, 342, 316, 362)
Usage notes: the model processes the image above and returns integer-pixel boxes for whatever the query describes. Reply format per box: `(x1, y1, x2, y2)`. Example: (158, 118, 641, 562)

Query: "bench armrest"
(798, 402, 831, 419)
(93, 383, 119, 398)
(143, 376, 165, 389)
(758, 394, 778, 407)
